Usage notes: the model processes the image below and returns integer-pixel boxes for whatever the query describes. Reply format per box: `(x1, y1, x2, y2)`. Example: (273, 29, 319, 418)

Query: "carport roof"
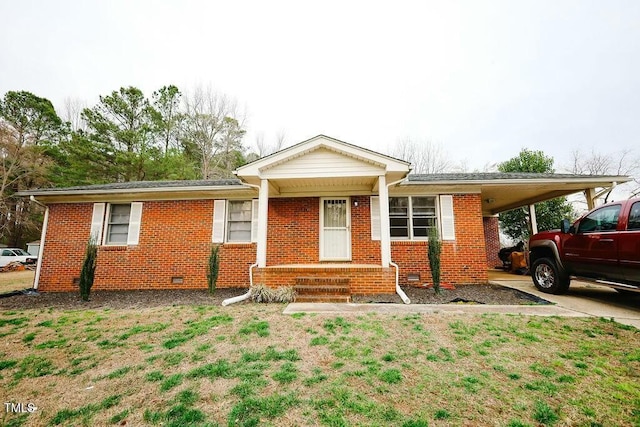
(405, 172, 632, 215)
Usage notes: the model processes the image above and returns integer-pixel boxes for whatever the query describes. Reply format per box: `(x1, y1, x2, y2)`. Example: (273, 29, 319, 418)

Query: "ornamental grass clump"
(250, 285, 296, 303)
(79, 238, 98, 301)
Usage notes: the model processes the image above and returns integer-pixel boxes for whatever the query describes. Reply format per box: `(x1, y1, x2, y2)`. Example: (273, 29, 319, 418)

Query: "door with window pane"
(321, 198, 351, 260)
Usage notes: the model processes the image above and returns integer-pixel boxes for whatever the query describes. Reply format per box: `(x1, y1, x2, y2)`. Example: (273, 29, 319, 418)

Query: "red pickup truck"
(528, 198, 640, 294)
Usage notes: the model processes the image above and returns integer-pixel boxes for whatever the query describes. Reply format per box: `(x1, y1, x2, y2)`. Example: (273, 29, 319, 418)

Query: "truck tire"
(531, 257, 570, 294)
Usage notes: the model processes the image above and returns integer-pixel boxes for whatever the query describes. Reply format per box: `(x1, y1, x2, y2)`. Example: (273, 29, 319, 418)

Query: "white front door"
(320, 198, 351, 261)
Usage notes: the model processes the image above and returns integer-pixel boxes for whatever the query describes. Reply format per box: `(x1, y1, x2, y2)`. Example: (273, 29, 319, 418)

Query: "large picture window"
(389, 196, 437, 239)
(227, 200, 253, 242)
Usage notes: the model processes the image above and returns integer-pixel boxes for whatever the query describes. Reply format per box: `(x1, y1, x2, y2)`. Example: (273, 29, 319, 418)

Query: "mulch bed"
(0, 283, 550, 310)
(353, 284, 551, 305)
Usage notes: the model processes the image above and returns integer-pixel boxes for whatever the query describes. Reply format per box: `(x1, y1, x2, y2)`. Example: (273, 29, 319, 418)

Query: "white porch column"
(528, 204, 538, 236)
(378, 175, 391, 268)
(257, 179, 269, 268)
(585, 188, 597, 210)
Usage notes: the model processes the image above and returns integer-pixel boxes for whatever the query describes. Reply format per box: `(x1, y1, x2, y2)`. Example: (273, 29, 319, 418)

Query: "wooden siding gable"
(261, 147, 384, 179)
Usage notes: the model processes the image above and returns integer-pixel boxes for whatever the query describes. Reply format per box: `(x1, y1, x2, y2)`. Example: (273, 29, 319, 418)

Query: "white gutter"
(386, 177, 411, 304)
(222, 180, 263, 306)
(30, 196, 49, 291)
(401, 176, 631, 186)
(19, 184, 252, 197)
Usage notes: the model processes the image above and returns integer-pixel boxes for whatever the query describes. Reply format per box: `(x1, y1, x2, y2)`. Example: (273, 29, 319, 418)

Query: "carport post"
(529, 204, 538, 235)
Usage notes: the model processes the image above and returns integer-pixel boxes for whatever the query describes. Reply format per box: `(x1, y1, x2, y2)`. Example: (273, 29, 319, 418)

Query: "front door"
(320, 198, 351, 261)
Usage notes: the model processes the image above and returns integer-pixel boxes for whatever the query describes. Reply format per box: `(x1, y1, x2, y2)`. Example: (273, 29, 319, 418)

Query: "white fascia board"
(401, 176, 631, 186)
(22, 185, 253, 197)
(237, 135, 410, 177)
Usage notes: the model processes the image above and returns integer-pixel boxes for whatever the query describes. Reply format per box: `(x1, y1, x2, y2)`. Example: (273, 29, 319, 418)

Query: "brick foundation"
(254, 265, 396, 295)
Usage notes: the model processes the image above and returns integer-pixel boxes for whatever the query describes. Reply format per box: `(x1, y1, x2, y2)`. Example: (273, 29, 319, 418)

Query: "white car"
(0, 248, 38, 268)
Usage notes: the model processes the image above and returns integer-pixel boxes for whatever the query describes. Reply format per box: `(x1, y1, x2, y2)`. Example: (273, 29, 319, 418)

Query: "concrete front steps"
(294, 277, 351, 303)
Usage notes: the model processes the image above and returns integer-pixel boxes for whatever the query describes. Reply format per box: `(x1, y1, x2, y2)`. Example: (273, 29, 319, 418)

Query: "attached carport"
(404, 172, 632, 268)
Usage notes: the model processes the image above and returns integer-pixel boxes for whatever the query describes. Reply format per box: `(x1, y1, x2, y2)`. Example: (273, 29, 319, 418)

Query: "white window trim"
(224, 199, 253, 244)
(389, 196, 440, 241)
(99, 202, 143, 246)
(213, 199, 259, 244)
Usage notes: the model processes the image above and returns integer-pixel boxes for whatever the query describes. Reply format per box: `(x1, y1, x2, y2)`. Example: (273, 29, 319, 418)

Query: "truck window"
(577, 204, 621, 233)
(628, 201, 640, 231)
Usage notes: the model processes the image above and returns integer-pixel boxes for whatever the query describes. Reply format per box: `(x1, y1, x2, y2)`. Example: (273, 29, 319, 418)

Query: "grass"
(0, 304, 638, 426)
(0, 270, 34, 293)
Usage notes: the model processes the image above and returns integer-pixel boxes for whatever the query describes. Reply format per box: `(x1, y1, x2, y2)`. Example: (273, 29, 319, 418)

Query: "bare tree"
(565, 148, 640, 202)
(62, 97, 87, 131)
(254, 129, 286, 158)
(390, 137, 453, 174)
(182, 86, 246, 179)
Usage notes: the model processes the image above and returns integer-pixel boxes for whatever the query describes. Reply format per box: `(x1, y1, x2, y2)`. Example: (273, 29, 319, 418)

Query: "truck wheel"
(531, 257, 570, 294)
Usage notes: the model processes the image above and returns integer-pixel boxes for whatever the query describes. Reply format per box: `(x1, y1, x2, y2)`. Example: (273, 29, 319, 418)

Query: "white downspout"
(222, 181, 261, 306)
(30, 196, 48, 291)
(385, 178, 411, 304)
(222, 263, 255, 306)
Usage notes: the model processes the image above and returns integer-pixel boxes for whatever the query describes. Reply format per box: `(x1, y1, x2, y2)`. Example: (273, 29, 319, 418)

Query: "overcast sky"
(1, 0, 639, 172)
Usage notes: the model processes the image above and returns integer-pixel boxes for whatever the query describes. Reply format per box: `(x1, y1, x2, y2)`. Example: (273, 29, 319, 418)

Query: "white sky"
(1, 0, 639, 172)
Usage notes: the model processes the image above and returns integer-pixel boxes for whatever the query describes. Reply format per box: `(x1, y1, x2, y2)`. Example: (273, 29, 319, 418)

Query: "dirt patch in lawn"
(1, 282, 549, 310)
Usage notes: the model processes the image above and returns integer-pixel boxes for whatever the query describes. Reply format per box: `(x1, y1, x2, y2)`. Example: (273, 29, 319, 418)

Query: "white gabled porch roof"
(235, 135, 410, 195)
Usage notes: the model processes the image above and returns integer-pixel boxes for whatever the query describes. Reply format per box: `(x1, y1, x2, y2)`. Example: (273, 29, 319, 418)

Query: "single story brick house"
(21, 135, 627, 301)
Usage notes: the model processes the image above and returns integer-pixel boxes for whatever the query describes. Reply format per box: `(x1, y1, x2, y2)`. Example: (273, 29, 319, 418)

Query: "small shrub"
(79, 238, 98, 301)
(207, 245, 220, 293)
(427, 227, 442, 294)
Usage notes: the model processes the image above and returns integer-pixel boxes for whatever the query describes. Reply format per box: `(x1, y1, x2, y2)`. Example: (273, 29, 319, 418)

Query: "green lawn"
(0, 303, 638, 426)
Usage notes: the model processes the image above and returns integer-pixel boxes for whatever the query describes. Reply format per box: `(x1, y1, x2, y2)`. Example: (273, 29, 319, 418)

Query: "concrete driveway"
(491, 274, 640, 329)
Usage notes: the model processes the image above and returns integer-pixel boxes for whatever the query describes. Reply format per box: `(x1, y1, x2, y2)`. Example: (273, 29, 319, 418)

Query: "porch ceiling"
(479, 180, 623, 215)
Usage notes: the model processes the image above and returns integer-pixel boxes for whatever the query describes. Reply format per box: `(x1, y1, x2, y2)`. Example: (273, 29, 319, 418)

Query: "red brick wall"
(483, 216, 501, 268)
(38, 200, 253, 292)
(38, 193, 488, 293)
(254, 266, 395, 295)
(266, 196, 381, 265)
(391, 194, 488, 287)
(351, 196, 382, 264)
(38, 203, 93, 292)
(266, 197, 319, 265)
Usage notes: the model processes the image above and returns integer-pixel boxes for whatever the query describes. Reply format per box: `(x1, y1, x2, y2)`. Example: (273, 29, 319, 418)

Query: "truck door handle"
(600, 239, 614, 242)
